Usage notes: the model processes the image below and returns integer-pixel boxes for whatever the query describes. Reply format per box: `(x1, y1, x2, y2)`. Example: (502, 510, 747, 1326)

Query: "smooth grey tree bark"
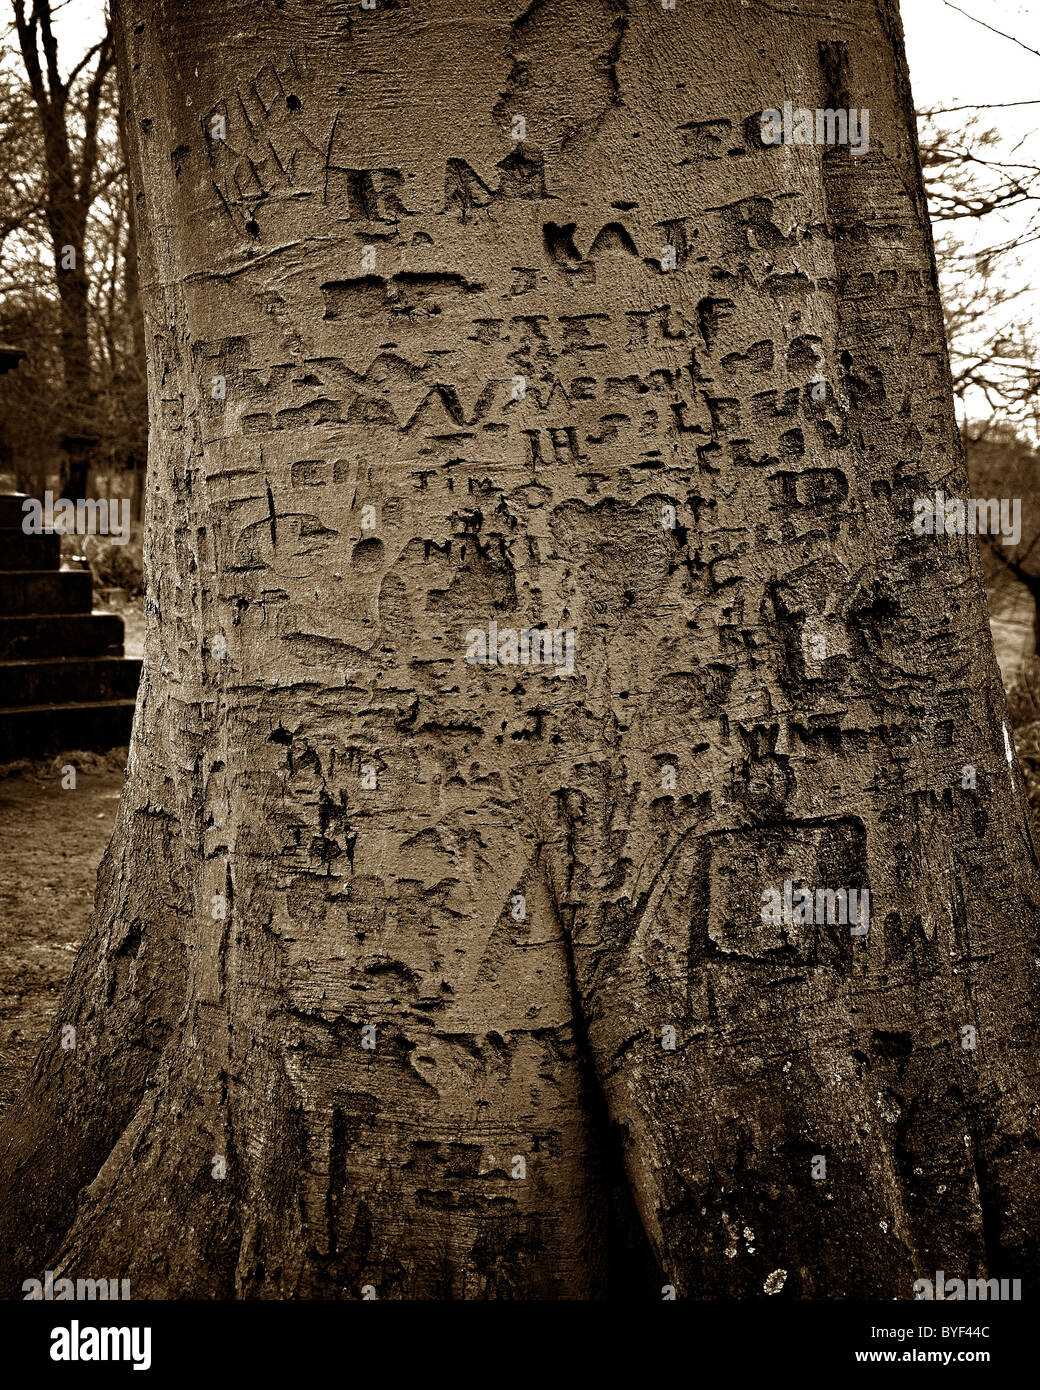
(3, 0, 1040, 1299)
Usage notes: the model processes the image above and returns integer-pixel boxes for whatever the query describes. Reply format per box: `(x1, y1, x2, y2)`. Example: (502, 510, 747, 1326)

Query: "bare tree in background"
(917, 105, 1040, 441)
(11, 0, 113, 499)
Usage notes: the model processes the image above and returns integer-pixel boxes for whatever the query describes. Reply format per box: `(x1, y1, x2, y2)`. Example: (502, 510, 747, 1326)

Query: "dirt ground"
(0, 751, 125, 1122)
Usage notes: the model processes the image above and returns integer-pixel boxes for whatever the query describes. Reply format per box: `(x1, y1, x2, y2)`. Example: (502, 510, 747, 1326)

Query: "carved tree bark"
(3, 0, 1040, 1300)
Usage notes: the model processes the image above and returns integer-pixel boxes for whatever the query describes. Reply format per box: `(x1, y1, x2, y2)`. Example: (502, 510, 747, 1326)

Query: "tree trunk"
(3, 0, 1040, 1300)
(118, 83, 150, 486)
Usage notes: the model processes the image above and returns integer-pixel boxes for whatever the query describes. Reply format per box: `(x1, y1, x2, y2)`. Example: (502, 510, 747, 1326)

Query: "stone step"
(0, 528, 61, 571)
(0, 655, 141, 706)
(0, 493, 31, 527)
(0, 698, 137, 761)
(0, 612, 124, 661)
(0, 568, 93, 615)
